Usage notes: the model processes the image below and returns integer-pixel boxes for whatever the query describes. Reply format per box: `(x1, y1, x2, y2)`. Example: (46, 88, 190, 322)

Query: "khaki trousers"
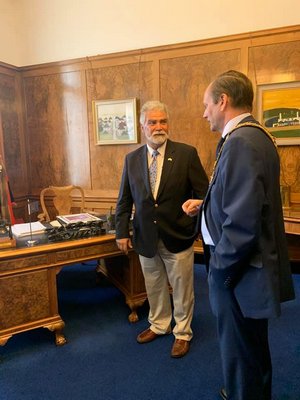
(139, 240, 194, 341)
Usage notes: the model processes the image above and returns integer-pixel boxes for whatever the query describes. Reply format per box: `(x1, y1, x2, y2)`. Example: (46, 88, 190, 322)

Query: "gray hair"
(139, 101, 169, 124)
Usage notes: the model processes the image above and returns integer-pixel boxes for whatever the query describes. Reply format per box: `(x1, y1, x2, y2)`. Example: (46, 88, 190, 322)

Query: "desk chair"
(38, 185, 89, 222)
(38, 185, 106, 284)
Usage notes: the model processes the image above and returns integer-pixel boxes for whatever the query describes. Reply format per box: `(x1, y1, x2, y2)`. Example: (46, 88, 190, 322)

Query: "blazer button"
(153, 220, 157, 224)
(154, 204, 158, 208)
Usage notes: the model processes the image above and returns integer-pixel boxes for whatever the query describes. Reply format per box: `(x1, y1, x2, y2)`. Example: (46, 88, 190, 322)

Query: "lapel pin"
(168, 158, 173, 161)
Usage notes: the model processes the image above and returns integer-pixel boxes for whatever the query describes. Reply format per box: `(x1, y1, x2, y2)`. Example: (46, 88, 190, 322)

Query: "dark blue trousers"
(209, 276, 272, 400)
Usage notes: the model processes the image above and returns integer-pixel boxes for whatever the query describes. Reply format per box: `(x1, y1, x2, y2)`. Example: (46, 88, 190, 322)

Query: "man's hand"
(116, 238, 133, 255)
(182, 199, 203, 217)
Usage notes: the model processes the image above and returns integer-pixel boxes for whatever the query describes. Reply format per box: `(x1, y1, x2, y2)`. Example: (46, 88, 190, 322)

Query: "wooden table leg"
(97, 252, 148, 322)
(45, 320, 66, 345)
(126, 298, 147, 322)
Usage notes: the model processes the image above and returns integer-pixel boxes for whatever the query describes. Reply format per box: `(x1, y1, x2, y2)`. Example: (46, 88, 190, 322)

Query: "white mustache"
(153, 130, 166, 135)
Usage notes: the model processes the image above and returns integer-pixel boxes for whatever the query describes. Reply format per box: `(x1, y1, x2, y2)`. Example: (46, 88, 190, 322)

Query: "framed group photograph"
(257, 82, 300, 145)
(93, 98, 138, 145)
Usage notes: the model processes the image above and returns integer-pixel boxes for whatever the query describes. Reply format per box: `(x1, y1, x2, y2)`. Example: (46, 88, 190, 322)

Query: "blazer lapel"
(139, 145, 152, 196)
(157, 140, 175, 198)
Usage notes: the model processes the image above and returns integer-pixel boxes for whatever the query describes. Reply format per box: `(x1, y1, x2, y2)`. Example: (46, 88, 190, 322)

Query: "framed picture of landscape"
(257, 82, 300, 145)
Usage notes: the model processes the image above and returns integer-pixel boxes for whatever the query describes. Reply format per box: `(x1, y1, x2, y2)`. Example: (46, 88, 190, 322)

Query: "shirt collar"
(147, 140, 167, 157)
(222, 113, 251, 138)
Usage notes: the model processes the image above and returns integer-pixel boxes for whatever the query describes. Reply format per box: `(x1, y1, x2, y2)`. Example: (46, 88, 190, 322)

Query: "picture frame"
(93, 98, 138, 145)
(56, 213, 101, 225)
(257, 82, 300, 145)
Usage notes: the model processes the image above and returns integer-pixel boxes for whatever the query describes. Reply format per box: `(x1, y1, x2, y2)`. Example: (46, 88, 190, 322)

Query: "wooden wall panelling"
(20, 52, 149, 78)
(86, 61, 154, 193)
(248, 40, 300, 85)
(160, 49, 241, 176)
(0, 113, 4, 158)
(248, 39, 300, 206)
(15, 72, 29, 193)
(0, 64, 29, 221)
(22, 69, 91, 197)
(278, 146, 300, 207)
(0, 69, 28, 196)
(35, 189, 120, 220)
(81, 189, 118, 215)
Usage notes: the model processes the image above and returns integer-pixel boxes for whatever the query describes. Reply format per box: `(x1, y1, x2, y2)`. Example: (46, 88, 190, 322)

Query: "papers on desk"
(50, 220, 62, 227)
(11, 221, 46, 238)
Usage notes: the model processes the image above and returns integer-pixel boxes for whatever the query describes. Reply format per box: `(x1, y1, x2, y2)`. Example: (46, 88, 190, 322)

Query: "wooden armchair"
(38, 185, 88, 222)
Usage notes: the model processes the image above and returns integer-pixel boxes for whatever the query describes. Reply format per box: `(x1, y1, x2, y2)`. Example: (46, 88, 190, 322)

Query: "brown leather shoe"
(137, 328, 170, 344)
(171, 339, 190, 358)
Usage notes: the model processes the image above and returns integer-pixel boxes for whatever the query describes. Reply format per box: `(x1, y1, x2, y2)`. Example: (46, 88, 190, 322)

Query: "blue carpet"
(0, 262, 299, 400)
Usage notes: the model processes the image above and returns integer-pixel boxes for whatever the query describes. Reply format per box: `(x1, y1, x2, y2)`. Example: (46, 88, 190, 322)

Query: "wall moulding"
(18, 25, 300, 77)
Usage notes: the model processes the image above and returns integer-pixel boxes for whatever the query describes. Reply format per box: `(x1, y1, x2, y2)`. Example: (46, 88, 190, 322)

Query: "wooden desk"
(2, 220, 297, 349)
(0, 235, 146, 347)
(284, 215, 300, 236)
(285, 221, 300, 262)
(283, 210, 300, 262)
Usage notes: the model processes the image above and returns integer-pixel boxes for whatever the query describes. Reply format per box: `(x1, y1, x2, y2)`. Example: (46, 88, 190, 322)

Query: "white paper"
(12, 221, 46, 237)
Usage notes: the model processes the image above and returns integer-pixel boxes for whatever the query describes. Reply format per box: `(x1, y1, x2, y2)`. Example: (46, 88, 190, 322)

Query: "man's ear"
(219, 93, 229, 111)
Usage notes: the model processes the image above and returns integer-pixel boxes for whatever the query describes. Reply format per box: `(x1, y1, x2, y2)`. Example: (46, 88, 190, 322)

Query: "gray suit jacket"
(116, 139, 209, 257)
(203, 117, 295, 318)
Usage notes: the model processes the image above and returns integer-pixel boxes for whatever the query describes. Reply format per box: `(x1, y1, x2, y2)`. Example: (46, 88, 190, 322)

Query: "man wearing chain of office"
(183, 70, 295, 400)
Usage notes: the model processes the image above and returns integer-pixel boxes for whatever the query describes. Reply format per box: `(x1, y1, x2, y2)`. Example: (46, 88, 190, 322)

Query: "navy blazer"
(116, 139, 209, 257)
(203, 117, 295, 319)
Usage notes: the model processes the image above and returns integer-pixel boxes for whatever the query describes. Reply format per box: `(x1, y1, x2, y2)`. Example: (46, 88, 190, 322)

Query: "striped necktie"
(149, 150, 159, 194)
